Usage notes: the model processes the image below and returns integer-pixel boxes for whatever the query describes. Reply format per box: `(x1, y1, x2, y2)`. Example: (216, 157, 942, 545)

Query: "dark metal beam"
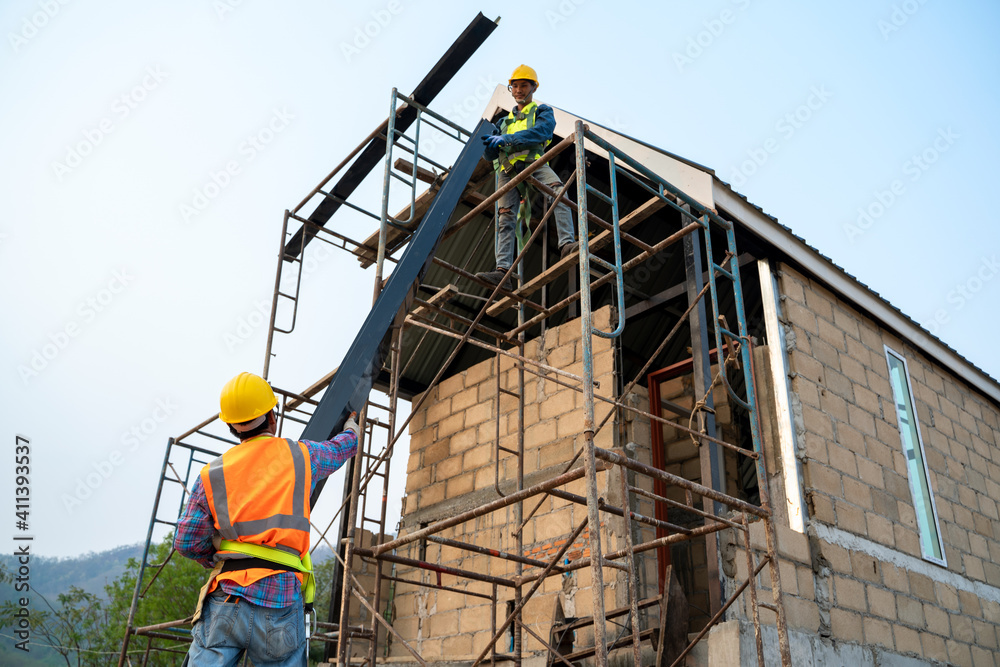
(315, 119, 492, 661)
(283, 12, 498, 261)
(302, 119, 492, 457)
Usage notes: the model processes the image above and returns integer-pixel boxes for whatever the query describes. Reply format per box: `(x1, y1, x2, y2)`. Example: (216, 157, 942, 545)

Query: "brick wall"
(730, 263, 1000, 666)
(391, 306, 660, 661)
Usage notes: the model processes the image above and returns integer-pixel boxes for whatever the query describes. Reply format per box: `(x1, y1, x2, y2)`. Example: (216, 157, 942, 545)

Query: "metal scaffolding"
(119, 78, 793, 666)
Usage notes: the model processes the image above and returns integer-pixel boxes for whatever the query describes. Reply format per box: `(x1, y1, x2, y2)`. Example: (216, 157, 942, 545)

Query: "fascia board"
(713, 179, 1000, 406)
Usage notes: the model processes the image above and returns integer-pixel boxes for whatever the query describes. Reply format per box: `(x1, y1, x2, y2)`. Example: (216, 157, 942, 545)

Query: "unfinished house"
(122, 15, 1000, 667)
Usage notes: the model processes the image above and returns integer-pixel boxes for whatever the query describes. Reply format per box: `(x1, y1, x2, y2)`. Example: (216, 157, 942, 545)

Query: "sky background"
(2, 0, 998, 560)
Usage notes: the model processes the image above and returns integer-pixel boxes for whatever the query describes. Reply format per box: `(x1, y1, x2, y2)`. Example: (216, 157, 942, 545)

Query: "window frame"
(883, 345, 947, 567)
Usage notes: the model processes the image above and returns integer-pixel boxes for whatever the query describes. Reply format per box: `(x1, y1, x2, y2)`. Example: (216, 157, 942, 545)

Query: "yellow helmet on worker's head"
(219, 372, 277, 426)
(509, 64, 539, 88)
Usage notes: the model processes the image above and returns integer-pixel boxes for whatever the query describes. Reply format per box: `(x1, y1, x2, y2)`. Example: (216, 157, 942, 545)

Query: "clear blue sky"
(2, 0, 998, 558)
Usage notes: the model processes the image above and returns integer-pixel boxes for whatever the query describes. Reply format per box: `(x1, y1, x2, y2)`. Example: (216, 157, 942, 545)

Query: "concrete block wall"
(390, 306, 660, 661)
(727, 263, 1000, 666)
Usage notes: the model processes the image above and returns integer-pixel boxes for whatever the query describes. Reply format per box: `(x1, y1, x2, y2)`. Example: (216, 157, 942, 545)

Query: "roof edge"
(713, 179, 1000, 406)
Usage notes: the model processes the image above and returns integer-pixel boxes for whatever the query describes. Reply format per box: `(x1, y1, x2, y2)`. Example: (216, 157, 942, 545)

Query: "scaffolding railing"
(316, 101, 793, 665)
(121, 86, 793, 667)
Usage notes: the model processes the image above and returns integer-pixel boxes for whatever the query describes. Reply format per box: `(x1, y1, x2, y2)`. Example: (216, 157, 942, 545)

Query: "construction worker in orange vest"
(175, 372, 359, 666)
(477, 64, 577, 291)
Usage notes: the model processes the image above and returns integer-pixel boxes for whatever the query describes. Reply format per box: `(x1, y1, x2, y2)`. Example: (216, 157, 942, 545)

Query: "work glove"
(343, 411, 360, 438)
(482, 134, 506, 149)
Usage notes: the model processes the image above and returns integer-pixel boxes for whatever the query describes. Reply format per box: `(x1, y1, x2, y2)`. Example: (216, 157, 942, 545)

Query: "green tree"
(0, 560, 104, 666)
(103, 532, 204, 666)
(1, 535, 203, 666)
(309, 554, 338, 662)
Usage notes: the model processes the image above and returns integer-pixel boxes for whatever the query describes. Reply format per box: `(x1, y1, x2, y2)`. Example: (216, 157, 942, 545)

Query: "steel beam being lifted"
(301, 119, 493, 463)
(282, 12, 498, 261)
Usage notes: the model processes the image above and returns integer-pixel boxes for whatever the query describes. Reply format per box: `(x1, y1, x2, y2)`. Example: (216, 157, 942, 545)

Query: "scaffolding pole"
(121, 94, 793, 667)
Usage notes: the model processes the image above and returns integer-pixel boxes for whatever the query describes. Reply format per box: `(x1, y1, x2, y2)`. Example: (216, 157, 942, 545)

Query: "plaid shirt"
(174, 431, 357, 608)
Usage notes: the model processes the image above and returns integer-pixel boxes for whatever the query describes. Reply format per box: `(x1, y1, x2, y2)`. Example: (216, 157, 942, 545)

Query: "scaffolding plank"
(486, 196, 667, 317)
(283, 12, 497, 261)
(409, 284, 460, 320)
(394, 157, 440, 184)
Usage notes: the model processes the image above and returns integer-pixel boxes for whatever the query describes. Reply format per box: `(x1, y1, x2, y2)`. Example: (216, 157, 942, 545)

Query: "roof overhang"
(478, 86, 1000, 405)
(712, 180, 1000, 406)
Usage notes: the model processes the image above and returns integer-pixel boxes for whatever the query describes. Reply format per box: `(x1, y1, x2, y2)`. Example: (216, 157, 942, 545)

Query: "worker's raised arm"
(303, 411, 359, 485)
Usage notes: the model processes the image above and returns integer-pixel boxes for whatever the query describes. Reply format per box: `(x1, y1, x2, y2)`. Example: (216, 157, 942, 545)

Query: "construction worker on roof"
(477, 64, 577, 291)
(175, 372, 359, 666)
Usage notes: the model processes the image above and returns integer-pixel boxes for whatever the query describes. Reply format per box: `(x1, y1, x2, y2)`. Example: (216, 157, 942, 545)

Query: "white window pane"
(885, 349, 944, 563)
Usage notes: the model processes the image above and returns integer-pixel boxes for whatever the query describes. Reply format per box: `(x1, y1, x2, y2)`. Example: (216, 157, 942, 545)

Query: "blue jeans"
(184, 592, 305, 666)
(495, 163, 575, 270)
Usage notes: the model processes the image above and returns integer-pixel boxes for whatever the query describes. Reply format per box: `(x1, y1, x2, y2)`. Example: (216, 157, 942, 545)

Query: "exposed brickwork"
(761, 263, 1000, 664)
(385, 258, 1000, 665)
(389, 306, 645, 659)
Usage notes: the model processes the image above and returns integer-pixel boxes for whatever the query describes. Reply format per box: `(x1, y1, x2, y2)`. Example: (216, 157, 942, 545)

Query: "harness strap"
(191, 540, 316, 623)
(220, 557, 300, 574)
(218, 539, 315, 606)
(191, 561, 224, 624)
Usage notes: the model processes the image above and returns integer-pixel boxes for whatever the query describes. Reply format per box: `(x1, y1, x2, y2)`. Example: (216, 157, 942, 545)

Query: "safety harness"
(492, 102, 552, 252)
(192, 540, 315, 622)
(191, 436, 316, 623)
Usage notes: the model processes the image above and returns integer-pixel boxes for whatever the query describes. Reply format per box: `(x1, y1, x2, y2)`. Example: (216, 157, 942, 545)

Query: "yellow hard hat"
(509, 64, 539, 88)
(219, 372, 277, 424)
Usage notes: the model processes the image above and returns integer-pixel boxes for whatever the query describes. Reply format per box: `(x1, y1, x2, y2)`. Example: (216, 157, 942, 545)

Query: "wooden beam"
(486, 195, 668, 317)
(408, 284, 459, 320)
(393, 157, 440, 185)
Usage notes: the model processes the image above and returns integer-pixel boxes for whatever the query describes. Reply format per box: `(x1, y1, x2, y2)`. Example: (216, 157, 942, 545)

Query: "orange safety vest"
(200, 436, 312, 592)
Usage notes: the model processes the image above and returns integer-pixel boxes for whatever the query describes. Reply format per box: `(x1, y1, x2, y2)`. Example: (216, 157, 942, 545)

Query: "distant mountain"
(1, 543, 143, 602)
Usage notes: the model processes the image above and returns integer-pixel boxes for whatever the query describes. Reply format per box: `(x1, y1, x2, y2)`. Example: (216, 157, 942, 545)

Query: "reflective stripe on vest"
(201, 437, 311, 586)
(498, 102, 550, 166)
